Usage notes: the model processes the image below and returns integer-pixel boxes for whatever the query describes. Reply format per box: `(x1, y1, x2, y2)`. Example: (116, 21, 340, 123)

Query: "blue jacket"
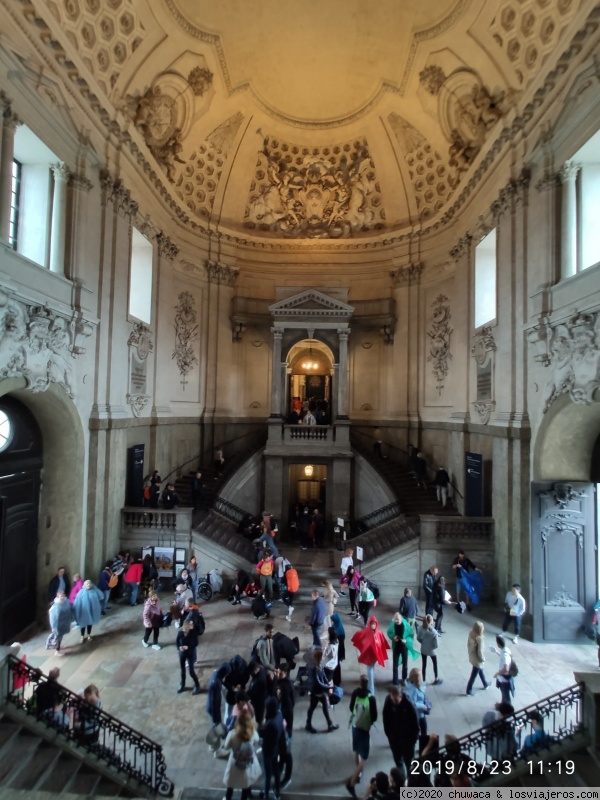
(206, 662, 231, 725)
(261, 697, 284, 758)
(73, 585, 103, 627)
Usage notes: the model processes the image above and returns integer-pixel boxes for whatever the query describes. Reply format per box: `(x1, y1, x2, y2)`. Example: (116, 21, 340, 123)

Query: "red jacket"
(125, 563, 143, 583)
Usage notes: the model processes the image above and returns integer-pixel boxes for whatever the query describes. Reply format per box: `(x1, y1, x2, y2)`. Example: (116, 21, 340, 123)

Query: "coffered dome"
(41, 0, 583, 243)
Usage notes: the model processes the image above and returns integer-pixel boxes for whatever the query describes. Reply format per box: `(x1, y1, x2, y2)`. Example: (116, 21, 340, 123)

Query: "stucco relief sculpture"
(427, 295, 453, 395)
(420, 65, 508, 173)
(127, 86, 185, 182)
(172, 292, 199, 389)
(245, 137, 384, 238)
(187, 66, 213, 96)
(0, 295, 77, 397)
(536, 311, 600, 412)
(540, 483, 587, 510)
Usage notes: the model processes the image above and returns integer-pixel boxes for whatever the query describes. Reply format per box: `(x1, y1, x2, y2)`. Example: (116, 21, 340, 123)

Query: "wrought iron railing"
(435, 518, 493, 539)
(420, 684, 584, 786)
(350, 501, 403, 535)
(5, 655, 174, 796)
(213, 496, 254, 526)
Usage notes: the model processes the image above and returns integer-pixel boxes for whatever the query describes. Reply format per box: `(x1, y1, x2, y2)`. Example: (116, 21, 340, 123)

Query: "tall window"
(8, 159, 21, 250)
(572, 130, 600, 273)
(129, 228, 153, 324)
(474, 228, 497, 329)
(12, 126, 57, 267)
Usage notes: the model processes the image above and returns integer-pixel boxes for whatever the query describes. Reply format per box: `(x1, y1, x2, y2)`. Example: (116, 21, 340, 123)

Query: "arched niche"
(0, 380, 86, 616)
(533, 393, 600, 481)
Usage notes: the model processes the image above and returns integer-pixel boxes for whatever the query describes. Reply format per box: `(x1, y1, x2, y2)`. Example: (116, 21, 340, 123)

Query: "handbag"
(45, 631, 58, 650)
(330, 685, 344, 705)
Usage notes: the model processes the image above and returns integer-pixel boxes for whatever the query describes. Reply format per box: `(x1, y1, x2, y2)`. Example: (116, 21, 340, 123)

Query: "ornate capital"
(390, 262, 423, 287)
(156, 232, 179, 260)
(491, 172, 530, 220)
(51, 163, 71, 183)
(99, 170, 138, 217)
(271, 328, 283, 341)
(205, 261, 239, 285)
(337, 328, 350, 343)
(559, 161, 581, 183)
(2, 104, 20, 133)
(69, 173, 93, 192)
(449, 234, 472, 262)
(535, 172, 560, 193)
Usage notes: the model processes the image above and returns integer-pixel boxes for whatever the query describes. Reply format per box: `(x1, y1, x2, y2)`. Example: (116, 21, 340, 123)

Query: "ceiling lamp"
(304, 464, 314, 478)
(302, 343, 319, 370)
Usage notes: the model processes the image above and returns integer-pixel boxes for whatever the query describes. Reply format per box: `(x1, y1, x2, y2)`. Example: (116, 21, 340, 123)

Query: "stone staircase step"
(38, 753, 83, 794)
(566, 752, 600, 787)
(7, 740, 61, 790)
(66, 765, 102, 795)
(0, 729, 40, 783)
(0, 718, 21, 755)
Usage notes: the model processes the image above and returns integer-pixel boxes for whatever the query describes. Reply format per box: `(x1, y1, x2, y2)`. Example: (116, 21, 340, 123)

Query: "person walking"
(48, 590, 71, 656)
(492, 635, 515, 706)
(466, 621, 491, 696)
(261, 696, 285, 800)
(398, 588, 419, 631)
(309, 589, 327, 647)
(351, 616, 389, 696)
(387, 611, 417, 687)
(416, 614, 442, 685)
(124, 556, 143, 606)
(284, 564, 299, 622)
(358, 578, 375, 626)
(73, 580, 103, 643)
(345, 566, 362, 619)
(422, 566, 438, 617)
(451, 550, 479, 606)
(340, 547, 354, 596)
(433, 576, 451, 634)
(382, 684, 419, 775)
(176, 620, 201, 695)
(434, 467, 450, 507)
(345, 675, 377, 798)
(322, 579, 339, 628)
(502, 583, 526, 644)
(403, 668, 430, 739)
(256, 549, 275, 603)
(47, 567, 71, 603)
(142, 592, 163, 650)
(304, 648, 339, 733)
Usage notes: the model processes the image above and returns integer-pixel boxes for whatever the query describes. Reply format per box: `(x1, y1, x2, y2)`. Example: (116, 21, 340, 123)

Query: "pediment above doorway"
(269, 290, 354, 321)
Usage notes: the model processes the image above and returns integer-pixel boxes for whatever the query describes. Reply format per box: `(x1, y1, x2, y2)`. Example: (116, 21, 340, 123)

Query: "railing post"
(574, 672, 600, 756)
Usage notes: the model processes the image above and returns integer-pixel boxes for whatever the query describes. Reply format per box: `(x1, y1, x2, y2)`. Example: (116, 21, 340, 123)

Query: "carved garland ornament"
(172, 292, 199, 389)
(427, 295, 453, 394)
(0, 293, 92, 398)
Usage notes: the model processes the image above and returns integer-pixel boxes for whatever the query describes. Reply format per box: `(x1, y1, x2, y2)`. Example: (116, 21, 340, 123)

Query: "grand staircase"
(0, 712, 143, 797)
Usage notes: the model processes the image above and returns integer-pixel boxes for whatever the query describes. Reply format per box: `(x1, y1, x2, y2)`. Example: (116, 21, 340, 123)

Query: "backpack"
(234, 741, 255, 770)
(108, 573, 118, 589)
(353, 694, 372, 731)
(285, 567, 299, 593)
(366, 579, 380, 600)
(259, 560, 273, 577)
(509, 658, 519, 677)
(143, 485, 151, 501)
(250, 636, 261, 660)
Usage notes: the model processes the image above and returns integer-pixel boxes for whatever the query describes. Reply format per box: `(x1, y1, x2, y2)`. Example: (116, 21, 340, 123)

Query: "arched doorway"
(0, 395, 42, 643)
(286, 339, 334, 419)
(531, 395, 600, 642)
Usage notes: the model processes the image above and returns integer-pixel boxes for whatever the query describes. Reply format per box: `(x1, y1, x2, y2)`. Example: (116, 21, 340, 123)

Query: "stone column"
(560, 161, 580, 280)
(269, 328, 283, 418)
(49, 163, 69, 276)
(0, 108, 19, 244)
(336, 328, 350, 419)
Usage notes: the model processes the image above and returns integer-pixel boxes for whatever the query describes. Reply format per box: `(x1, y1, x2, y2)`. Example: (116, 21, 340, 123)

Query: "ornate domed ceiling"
(40, 0, 582, 242)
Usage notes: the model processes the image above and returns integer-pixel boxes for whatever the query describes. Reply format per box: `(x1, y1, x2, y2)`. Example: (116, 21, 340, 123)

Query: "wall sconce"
(380, 324, 394, 345)
(304, 464, 314, 478)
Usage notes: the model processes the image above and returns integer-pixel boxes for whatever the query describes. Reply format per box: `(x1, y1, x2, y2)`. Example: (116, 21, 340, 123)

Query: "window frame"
(8, 159, 22, 251)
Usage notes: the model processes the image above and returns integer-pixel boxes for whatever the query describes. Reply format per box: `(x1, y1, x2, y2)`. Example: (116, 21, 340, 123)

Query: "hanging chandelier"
(302, 343, 318, 370)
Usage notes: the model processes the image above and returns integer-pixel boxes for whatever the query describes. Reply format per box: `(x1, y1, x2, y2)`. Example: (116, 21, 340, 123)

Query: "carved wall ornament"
(100, 171, 138, 217)
(127, 322, 153, 361)
(547, 590, 581, 607)
(361, 341, 373, 350)
(232, 322, 246, 342)
(449, 234, 472, 262)
(245, 136, 385, 239)
(156, 232, 179, 260)
(249, 401, 261, 408)
(126, 394, 150, 418)
(187, 66, 213, 96)
(427, 294, 453, 395)
(419, 65, 447, 96)
(471, 326, 496, 366)
(205, 262, 239, 286)
(128, 86, 185, 183)
(0, 294, 82, 398)
(540, 483, 587, 510)
(472, 400, 496, 425)
(172, 292, 199, 389)
(532, 310, 600, 412)
(380, 325, 394, 345)
(206, 112, 245, 153)
(390, 263, 423, 286)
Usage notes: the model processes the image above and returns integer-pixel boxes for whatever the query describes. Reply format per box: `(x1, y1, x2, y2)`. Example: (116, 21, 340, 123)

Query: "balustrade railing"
(416, 684, 583, 786)
(214, 496, 253, 525)
(4, 655, 174, 796)
(435, 518, 493, 539)
(285, 424, 330, 441)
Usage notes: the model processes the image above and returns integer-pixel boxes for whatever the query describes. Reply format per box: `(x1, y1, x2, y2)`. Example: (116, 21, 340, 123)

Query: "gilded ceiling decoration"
(245, 136, 385, 239)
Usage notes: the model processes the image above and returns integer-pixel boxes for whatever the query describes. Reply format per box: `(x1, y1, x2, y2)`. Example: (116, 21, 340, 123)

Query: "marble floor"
(18, 548, 597, 798)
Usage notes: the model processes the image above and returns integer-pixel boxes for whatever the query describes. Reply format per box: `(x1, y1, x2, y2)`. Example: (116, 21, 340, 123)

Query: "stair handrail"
(4, 655, 174, 797)
(417, 683, 584, 785)
(349, 501, 403, 536)
(213, 496, 256, 526)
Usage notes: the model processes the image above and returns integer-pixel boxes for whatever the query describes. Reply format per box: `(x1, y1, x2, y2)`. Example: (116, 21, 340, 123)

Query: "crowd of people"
(32, 528, 541, 797)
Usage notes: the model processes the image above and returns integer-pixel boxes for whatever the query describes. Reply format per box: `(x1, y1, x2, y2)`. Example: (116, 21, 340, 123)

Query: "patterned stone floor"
(19, 548, 597, 798)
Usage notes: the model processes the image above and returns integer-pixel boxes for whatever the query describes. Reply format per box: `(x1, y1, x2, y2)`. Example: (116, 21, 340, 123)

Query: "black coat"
(382, 695, 419, 748)
(48, 574, 71, 602)
(272, 632, 300, 668)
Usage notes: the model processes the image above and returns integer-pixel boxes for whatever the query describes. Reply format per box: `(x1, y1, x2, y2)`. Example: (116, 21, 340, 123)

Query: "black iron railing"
(419, 684, 584, 786)
(5, 655, 174, 796)
(350, 501, 403, 536)
(213, 496, 253, 525)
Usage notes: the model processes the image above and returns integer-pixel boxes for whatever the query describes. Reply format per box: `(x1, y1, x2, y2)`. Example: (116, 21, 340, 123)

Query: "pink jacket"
(69, 578, 83, 603)
(143, 598, 163, 628)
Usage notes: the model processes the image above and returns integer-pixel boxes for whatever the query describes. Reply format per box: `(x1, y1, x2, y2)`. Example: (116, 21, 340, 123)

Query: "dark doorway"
(0, 396, 42, 644)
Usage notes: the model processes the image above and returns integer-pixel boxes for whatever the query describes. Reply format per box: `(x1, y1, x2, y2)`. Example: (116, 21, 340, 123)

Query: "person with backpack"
(358, 578, 375, 626)
(221, 710, 262, 800)
(256, 549, 275, 603)
(141, 592, 163, 650)
(345, 675, 377, 798)
(98, 562, 115, 615)
(351, 616, 390, 696)
(305, 648, 339, 734)
(255, 623, 277, 674)
(491, 635, 516, 705)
